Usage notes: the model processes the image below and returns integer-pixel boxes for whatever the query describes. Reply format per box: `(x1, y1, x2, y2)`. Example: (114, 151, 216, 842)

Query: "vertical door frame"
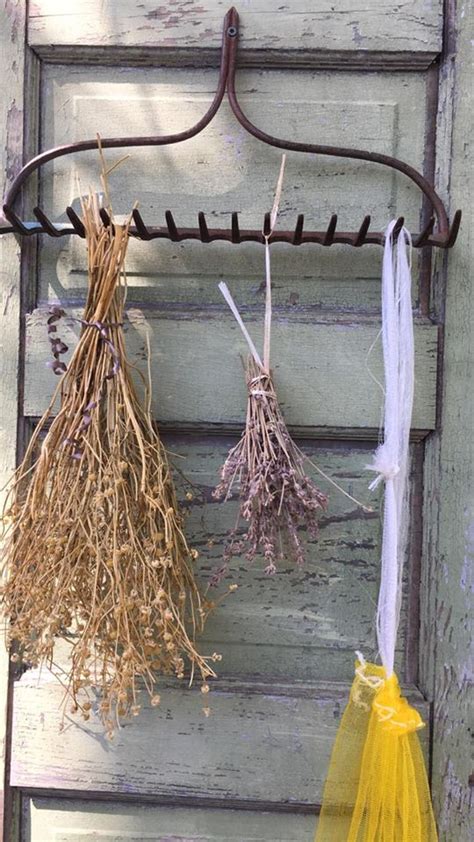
(0, 2, 27, 839)
(420, 0, 474, 839)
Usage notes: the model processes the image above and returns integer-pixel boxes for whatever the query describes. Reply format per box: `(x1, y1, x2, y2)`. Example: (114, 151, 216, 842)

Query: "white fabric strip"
(366, 220, 415, 678)
(218, 281, 263, 369)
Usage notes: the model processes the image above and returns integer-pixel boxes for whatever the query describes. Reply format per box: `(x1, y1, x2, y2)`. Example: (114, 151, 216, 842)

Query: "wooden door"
(0, 2, 471, 840)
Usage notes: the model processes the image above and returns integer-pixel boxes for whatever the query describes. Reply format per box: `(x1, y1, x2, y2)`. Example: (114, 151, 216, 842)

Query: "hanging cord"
(366, 220, 415, 677)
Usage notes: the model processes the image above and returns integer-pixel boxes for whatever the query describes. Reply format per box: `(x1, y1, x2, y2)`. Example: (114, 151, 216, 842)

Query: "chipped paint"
(4, 0, 22, 42)
(5, 100, 22, 183)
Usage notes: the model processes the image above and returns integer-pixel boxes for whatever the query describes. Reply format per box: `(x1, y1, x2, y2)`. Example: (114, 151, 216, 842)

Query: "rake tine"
(293, 214, 304, 245)
(99, 208, 112, 227)
(353, 215, 371, 247)
(198, 211, 210, 243)
(446, 209, 462, 248)
(231, 211, 241, 244)
(132, 208, 152, 241)
(66, 206, 86, 238)
(263, 211, 271, 238)
(323, 214, 338, 246)
(165, 210, 179, 241)
(2, 205, 33, 236)
(392, 216, 405, 241)
(413, 216, 435, 247)
(33, 207, 63, 237)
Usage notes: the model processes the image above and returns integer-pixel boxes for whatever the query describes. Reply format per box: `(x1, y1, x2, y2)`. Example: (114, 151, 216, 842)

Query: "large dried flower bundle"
(213, 156, 328, 576)
(1, 191, 216, 734)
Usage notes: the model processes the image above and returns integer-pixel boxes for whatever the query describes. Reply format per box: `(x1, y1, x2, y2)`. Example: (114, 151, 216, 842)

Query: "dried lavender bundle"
(214, 355, 328, 576)
(1, 194, 217, 735)
(212, 155, 328, 576)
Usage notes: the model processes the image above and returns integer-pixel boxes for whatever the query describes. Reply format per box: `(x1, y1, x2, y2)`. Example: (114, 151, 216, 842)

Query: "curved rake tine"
(231, 212, 241, 244)
(392, 216, 405, 241)
(165, 210, 179, 241)
(293, 214, 304, 245)
(99, 208, 112, 227)
(132, 208, 152, 241)
(446, 209, 462, 248)
(198, 211, 210, 243)
(353, 215, 371, 247)
(263, 211, 271, 238)
(66, 206, 86, 238)
(33, 207, 63, 237)
(323, 214, 338, 246)
(2, 205, 32, 236)
(413, 216, 434, 247)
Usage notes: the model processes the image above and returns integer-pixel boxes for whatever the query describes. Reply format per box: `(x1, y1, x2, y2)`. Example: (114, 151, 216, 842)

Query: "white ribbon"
(366, 220, 415, 678)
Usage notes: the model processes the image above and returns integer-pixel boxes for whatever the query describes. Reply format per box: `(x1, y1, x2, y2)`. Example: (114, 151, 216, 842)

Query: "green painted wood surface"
(24, 797, 316, 842)
(24, 308, 438, 432)
(419, 2, 474, 840)
(9, 438, 419, 683)
(0, 3, 26, 840)
(28, 0, 443, 60)
(12, 673, 429, 806)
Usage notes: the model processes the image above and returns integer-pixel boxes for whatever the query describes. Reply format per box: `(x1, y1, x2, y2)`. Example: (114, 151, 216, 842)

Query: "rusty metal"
(0, 7, 461, 249)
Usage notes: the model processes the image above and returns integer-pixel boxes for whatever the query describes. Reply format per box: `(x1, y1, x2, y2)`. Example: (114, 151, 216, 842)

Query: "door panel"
(9, 1, 443, 838)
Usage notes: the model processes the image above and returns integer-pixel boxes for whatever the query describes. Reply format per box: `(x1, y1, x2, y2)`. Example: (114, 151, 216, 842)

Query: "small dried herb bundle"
(213, 156, 328, 576)
(1, 192, 216, 734)
(214, 356, 328, 575)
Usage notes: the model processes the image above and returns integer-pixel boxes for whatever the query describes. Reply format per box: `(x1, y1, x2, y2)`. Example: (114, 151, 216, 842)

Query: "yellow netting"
(315, 661, 438, 842)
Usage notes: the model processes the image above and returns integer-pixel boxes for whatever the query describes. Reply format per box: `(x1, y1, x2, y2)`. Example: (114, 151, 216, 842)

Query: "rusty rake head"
(0, 204, 462, 248)
(0, 7, 462, 250)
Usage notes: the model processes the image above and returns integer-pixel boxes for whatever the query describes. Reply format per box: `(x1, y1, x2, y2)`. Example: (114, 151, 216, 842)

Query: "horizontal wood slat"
(24, 309, 438, 432)
(24, 796, 316, 842)
(28, 1, 443, 61)
(13, 675, 429, 806)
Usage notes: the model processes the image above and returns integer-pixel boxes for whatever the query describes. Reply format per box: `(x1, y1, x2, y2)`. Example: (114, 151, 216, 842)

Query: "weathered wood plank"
(24, 308, 438, 432)
(23, 796, 316, 842)
(420, 2, 474, 840)
(164, 437, 416, 681)
(28, 0, 443, 59)
(0, 2, 26, 840)
(12, 673, 429, 805)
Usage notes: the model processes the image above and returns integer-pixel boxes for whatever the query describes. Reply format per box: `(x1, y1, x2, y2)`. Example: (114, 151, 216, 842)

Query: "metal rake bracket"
(0, 7, 462, 249)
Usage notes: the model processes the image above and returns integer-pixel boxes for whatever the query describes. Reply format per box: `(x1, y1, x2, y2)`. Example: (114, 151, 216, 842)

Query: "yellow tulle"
(315, 662, 438, 842)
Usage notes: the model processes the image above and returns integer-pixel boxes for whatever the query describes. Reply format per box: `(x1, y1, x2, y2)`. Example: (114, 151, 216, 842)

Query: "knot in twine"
(248, 373, 276, 399)
(366, 443, 400, 491)
(353, 656, 424, 735)
(373, 674, 425, 736)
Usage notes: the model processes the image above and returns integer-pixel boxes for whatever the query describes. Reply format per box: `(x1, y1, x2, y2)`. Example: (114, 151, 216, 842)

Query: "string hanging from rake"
(315, 221, 438, 842)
